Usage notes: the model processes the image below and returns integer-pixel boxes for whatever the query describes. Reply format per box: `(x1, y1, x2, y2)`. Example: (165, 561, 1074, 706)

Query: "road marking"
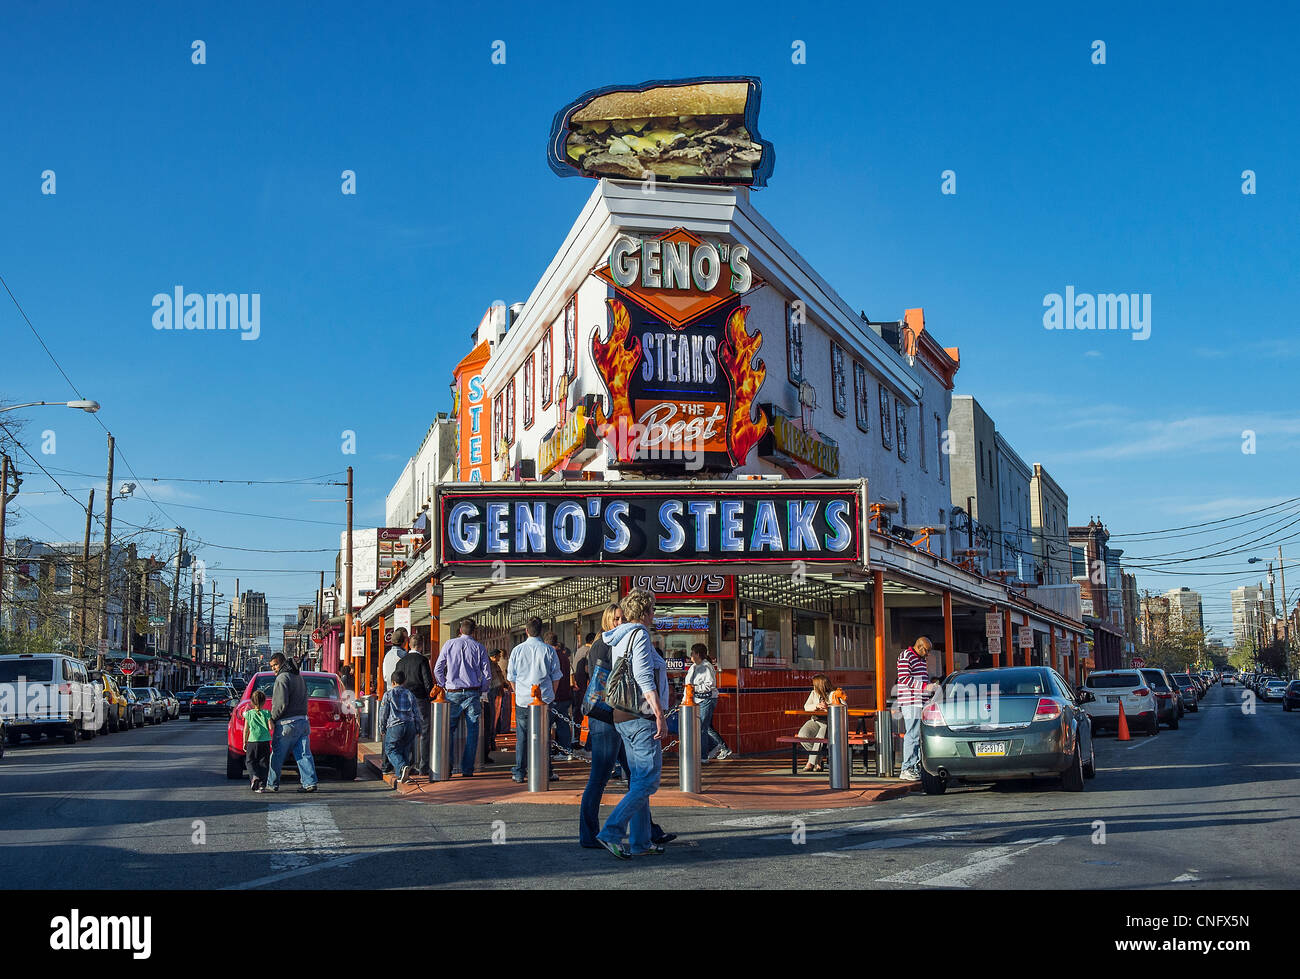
(1173, 870, 1200, 882)
(1125, 738, 1155, 750)
(757, 809, 946, 841)
(840, 831, 970, 851)
(225, 848, 376, 890)
(713, 809, 841, 828)
(267, 803, 345, 872)
(877, 836, 1064, 887)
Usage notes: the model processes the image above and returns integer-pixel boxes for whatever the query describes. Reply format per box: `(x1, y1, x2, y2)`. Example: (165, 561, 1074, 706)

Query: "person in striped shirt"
(896, 636, 933, 781)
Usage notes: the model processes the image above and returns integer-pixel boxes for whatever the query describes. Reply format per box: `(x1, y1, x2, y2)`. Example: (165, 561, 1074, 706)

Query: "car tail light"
(921, 702, 946, 727)
(194, 699, 206, 705)
(1132, 688, 1150, 697)
(58, 683, 71, 695)
(1034, 698, 1063, 721)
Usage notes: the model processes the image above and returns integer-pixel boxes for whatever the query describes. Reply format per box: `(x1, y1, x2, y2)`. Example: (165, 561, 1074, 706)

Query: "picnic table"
(777, 709, 879, 775)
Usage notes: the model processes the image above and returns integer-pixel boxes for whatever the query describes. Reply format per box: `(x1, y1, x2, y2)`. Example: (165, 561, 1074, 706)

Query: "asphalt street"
(2, 683, 1296, 889)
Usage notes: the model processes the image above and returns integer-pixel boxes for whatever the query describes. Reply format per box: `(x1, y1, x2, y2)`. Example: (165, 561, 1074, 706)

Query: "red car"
(226, 671, 359, 781)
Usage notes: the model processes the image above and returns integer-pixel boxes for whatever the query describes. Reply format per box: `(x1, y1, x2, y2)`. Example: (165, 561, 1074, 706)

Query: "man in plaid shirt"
(378, 669, 428, 785)
(896, 636, 933, 781)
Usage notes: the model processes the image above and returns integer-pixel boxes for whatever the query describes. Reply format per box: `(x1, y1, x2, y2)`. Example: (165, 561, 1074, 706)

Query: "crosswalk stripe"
(757, 809, 947, 841)
(267, 803, 345, 872)
(877, 836, 1065, 887)
(839, 831, 969, 851)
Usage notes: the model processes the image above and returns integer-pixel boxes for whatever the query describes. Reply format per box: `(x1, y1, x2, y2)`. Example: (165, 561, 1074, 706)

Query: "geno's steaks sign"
(437, 482, 865, 567)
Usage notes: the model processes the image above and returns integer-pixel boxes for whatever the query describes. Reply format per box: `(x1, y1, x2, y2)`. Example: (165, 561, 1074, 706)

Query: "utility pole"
(345, 465, 354, 668)
(233, 577, 240, 674)
(79, 488, 94, 656)
(122, 542, 137, 657)
(95, 434, 115, 671)
(209, 579, 217, 673)
(0, 453, 23, 630)
(167, 528, 186, 658)
(189, 575, 200, 665)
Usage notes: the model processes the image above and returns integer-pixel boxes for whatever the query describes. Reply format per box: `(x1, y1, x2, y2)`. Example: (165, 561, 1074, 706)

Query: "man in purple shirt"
(434, 617, 492, 777)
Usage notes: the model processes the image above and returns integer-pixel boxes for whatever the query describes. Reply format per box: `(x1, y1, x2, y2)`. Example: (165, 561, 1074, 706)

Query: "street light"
(0, 400, 100, 414)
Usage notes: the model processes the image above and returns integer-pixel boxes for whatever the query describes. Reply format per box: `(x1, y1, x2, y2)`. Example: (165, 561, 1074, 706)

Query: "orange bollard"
(531, 683, 543, 706)
(1116, 700, 1130, 741)
(432, 685, 446, 703)
(682, 683, 696, 707)
(830, 688, 847, 706)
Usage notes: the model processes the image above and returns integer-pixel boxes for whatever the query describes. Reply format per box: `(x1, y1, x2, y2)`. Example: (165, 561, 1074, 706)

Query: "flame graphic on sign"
(718, 304, 768, 464)
(591, 298, 643, 461)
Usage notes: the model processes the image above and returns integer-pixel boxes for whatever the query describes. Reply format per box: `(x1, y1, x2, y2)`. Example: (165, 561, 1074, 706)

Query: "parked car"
(226, 671, 359, 781)
(157, 689, 181, 720)
(0, 652, 99, 744)
(90, 669, 128, 734)
(133, 687, 166, 725)
(190, 685, 238, 721)
(1081, 669, 1159, 736)
(120, 687, 147, 728)
(918, 666, 1094, 794)
(1283, 680, 1300, 712)
(1169, 673, 1200, 712)
(1262, 680, 1287, 702)
(175, 689, 196, 714)
(1138, 668, 1181, 729)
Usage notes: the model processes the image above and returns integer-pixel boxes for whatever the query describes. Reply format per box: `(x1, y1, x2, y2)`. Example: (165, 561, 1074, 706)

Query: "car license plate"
(1106, 696, 1121, 703)
(974, 741, 1007, 757)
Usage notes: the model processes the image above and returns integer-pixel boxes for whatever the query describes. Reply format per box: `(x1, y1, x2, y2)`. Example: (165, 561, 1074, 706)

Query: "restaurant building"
(347, 78, 1092, 754)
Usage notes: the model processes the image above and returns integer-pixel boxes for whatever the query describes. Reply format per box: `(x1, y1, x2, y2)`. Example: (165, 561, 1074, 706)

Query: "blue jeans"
(512, 701, 552, 781)
(698, 698, 718, 758)
(900, 705, 922, 773)
(598, 716, 661, 853)
(383, 720, 415, 773)
(267, 715, 317, 789)
(446, 691, 481, 776)
(580, 716, 622, 846)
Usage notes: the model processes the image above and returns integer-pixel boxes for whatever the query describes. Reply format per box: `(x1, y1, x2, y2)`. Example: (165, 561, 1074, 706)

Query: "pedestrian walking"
(487, 649, 507, 756)
(896, 636, 932, 782)
(545, 632, 575, 756)
(265, 652, 319, 794)
(434, 617, 492, 778)
(378, 670, 428, 785)
(398, 633, 435, 777)
(340, 664, 355, 694)
(383, 627, 408, 689)
(700, 646, 732, 760)
(244, 689, 273, 792)
(595, 588, 668, 859)
(579, 604, 676, 850)
(506, 617, 563, 783)
(684, 644, 720, 762)
(797, 674, 834, 773)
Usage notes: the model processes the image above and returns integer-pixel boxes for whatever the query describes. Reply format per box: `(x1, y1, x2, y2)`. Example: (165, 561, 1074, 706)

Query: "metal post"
(679, 694, 701, 794)
(528, 688, 548, 792)
(827, 693, 850, 790)
(876, 705, 896, 778)
(477, 694, 491, 769)
(430, 694, 452, 781)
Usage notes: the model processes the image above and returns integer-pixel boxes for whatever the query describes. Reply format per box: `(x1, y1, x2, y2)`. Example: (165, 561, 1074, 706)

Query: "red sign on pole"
(121, 658, 138, 676)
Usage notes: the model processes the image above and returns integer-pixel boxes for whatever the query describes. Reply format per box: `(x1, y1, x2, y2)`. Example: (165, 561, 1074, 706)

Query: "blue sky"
(3, 1, 1298, 638)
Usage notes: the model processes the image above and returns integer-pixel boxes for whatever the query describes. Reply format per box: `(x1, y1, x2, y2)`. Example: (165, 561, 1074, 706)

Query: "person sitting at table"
(797, 674, 835, 773)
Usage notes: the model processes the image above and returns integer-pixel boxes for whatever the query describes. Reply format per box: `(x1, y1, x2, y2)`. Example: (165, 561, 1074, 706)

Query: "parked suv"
(1169, 673, 1199, 712)
(0, 653, 99, 744)
(1081, 669, 1159, 736)
(1139, 668, 1181, 729)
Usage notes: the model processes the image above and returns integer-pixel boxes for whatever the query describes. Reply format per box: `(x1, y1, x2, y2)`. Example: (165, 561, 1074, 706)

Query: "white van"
(0, 653, 101, 744)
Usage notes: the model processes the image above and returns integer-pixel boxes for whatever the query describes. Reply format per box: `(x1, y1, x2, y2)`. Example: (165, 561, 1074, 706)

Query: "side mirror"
(1079, 690, 1095, 703)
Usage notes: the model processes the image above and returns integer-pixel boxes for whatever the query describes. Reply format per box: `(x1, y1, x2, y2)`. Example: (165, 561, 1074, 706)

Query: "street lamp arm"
(0, 400, 100, 414)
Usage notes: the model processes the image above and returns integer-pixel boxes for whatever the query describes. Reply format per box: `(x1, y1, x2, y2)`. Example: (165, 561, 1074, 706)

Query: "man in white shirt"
(506, 616, 563, 783)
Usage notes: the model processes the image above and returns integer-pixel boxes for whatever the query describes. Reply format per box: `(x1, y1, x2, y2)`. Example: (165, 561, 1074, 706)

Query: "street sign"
(1018, 626, 1034, 649)
(311, 628, 323, 645)
(393, 607, 411, 633)
(121, 657, 138, 675)
(97, 638, 108, 657)
(149, 615, 165, 625)
(1131, 656, 1146, 668)
(350, 636, 364, 660)
(985, 613, 1003, 640)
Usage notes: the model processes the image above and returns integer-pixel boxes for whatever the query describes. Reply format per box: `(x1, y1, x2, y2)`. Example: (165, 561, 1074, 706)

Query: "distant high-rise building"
(1164, 587, 1204, 635)
(1140, 595, 1170, 645)
(1231, 584, 1266, 647)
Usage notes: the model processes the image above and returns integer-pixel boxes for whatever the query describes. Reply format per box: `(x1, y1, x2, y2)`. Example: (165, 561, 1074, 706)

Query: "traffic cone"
(1116, 700, 1130, 741)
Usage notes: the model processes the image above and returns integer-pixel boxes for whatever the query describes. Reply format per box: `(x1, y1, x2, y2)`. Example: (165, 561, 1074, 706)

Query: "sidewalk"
(357, 735, 918, 811)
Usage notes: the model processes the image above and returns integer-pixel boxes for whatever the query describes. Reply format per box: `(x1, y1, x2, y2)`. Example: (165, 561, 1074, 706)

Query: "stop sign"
(121, 657, 138, 675)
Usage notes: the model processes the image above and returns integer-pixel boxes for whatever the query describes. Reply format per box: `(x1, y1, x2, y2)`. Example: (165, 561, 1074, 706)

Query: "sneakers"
(511, 775, 525, 783)
(296, 785, 318, 793)
(716, 747, 733, 760)
(549, 772, 560, 782)
(706, 744, 723, 761)
(597, 838, 631, 860)
(250, 778, 259, 791)
(651, 832, 678, 845)
(632, 844, 666, 856)
(398, 765, 413, 784)
(899, 768, 921, 781)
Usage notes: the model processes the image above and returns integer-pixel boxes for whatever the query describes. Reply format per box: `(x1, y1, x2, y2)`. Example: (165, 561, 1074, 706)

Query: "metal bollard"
(477, 694, 492, 769)
(527, 686, 548, 792)
(430, 691, 452, 782)
(827, 690, 850, 790)
(679, 686, 701, 793)
(876, 704, 896, 778)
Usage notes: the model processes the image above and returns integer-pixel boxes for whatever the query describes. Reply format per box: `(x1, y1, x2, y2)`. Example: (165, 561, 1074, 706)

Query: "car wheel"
(80, 723, 95, 741)
(1083, 738, 1096, 779)
(64, 725, 78, 745)
(226, 750, 245, 780)
(920, 768, 947, 795)
(6, 731, 19, 746)
(1061, 745, 1085, 792)
(339, 754, 358, 781)
(190, 713, 198, 722)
